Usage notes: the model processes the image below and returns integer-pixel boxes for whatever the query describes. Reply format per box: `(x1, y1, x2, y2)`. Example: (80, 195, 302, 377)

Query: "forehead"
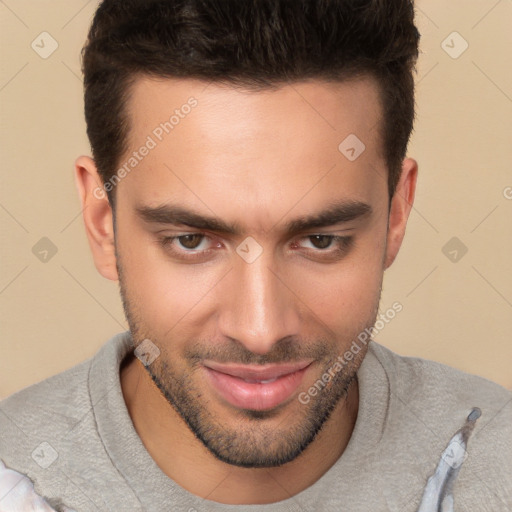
(126, 75, 383, 140)
(119, 76, 387, 225)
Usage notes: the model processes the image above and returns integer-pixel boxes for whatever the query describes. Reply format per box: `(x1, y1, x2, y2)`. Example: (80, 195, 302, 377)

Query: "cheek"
(119, 233, 222, 333)
(291, 263, 381, 329)
(286, 238, 384, 330)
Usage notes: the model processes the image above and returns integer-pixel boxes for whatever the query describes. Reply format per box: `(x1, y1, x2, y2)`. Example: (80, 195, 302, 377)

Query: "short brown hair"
(82, 0, 420, 205)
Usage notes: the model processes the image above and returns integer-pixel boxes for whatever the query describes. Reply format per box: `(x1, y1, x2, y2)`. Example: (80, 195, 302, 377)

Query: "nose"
(218, 249, 301, 355)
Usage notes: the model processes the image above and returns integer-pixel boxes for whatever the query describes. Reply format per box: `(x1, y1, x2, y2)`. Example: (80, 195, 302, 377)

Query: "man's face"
(113, 77, 392, 467)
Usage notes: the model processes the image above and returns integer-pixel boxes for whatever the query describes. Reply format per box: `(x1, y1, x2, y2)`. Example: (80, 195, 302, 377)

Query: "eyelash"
(158, 233, 354, 261)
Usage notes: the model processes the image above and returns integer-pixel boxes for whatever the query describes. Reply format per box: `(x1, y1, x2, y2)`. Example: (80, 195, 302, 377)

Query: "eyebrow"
(136, 199, 372, 236)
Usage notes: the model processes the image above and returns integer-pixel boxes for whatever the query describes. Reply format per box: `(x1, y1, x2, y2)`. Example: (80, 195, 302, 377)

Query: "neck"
(120, 354, 359, 505)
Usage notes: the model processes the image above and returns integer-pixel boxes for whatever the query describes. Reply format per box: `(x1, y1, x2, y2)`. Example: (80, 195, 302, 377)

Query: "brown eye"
(159, 233, 219, 262)
(177, 234, 204, 249)
(308, 235, 334, 249)
(295, 235, 354, 261)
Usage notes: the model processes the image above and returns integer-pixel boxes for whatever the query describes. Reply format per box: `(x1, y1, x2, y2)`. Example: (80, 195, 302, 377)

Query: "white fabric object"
(417, 407, 480, 512)
(0, 459, 75, 512)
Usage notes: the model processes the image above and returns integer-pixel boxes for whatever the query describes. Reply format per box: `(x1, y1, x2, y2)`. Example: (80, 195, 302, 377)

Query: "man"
(1, 0, 510, 511)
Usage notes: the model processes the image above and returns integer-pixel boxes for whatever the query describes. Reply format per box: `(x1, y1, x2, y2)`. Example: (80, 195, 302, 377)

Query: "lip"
(203, 360, 313, 411)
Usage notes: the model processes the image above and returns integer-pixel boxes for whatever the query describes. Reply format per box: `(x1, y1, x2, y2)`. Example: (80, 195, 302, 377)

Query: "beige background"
(0, 0, 511, 399)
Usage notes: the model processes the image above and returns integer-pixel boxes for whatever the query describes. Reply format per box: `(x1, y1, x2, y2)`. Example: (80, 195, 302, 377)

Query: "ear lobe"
(384, 158, 418, 269)
(74, 156, 119, 281)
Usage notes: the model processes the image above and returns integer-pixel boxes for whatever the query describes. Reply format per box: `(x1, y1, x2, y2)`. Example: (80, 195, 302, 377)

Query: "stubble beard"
(116, 255, 380, 468)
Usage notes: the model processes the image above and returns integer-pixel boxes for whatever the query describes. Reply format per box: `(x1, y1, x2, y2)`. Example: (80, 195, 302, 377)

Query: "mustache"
(181, 335, 334, 366)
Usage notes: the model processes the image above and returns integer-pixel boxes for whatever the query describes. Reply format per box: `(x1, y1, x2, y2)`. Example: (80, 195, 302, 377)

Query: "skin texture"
(74, 77, 417, 504)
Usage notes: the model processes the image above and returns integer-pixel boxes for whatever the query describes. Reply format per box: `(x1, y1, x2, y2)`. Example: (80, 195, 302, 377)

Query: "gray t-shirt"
(1, 331, 511, 511)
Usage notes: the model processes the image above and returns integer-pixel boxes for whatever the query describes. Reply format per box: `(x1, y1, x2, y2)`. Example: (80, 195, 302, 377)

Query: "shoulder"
(0, 331, 137, 510)
(367, 341, 512, 507)
(0, 332, 131, 476)
(0, 353, 93, 457)
(368, 341, 511, 413)
(1, 352, 92, 420)
(0, 353, 97, 506)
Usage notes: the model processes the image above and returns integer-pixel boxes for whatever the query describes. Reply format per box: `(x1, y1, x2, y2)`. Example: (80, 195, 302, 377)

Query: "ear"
(384, 158, 418, 269)
(74, 156, 119, 281)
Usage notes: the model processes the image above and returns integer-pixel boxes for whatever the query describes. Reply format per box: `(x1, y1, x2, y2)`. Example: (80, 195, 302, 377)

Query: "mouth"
(202, 360, 313, 411)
